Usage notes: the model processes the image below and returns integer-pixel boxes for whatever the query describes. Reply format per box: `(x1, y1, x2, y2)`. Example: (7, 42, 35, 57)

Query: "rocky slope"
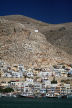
(0, 15, 72, 69)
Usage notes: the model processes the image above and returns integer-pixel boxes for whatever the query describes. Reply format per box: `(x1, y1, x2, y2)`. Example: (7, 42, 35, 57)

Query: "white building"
(38, 71, 52, 78)
(26, 72, 33, 78)
(23, 81, 34, 92)
(4, 73, 12, 78)
(44, 80, 51, 88)
(63, 84, 71, 94)
(34, 30, 38, 33)
(18, 64, 26, 72)
(34, 82, 42, 90)
(26, 78, 33, 83)
(12, 72, 23, 78)
(9, 81, 24, 90)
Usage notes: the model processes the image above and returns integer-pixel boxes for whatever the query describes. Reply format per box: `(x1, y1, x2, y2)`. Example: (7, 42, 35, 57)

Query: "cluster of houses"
(0, 60, 72, 97)
(0, 61, 26, 78)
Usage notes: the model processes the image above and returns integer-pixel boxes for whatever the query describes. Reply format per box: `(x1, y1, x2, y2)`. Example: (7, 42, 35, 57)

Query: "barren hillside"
(0, 15, 72, 68)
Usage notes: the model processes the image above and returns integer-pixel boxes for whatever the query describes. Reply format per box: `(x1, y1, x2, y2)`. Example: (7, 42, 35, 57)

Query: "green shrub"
(51, 80, 57, 84)
(0, 87, 14, 93)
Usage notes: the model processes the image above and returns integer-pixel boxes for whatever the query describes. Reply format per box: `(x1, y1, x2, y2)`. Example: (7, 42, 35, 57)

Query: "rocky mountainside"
(0, 15, 72, 69)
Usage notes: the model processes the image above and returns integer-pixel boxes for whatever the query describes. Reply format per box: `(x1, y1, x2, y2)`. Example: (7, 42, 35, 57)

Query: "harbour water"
(0, 98, 72, 108)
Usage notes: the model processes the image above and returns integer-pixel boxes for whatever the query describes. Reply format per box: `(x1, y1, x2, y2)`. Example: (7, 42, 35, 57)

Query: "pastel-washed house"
(9, 81, 24, 91)
(63, 84, 71, 94)
(46, 84, 60, 95)
(23, 81, 34, 93)
(34, 82, 42, 90)
(1, 81, 8, 88)
(58, 83, 71, 95)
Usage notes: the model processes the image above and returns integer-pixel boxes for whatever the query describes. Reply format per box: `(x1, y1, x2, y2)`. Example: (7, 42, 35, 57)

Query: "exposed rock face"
(0, 15, 72, 69)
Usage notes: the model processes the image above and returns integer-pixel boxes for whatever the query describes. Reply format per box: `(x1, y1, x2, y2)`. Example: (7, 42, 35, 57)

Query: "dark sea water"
(0, 97, 72, 108)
